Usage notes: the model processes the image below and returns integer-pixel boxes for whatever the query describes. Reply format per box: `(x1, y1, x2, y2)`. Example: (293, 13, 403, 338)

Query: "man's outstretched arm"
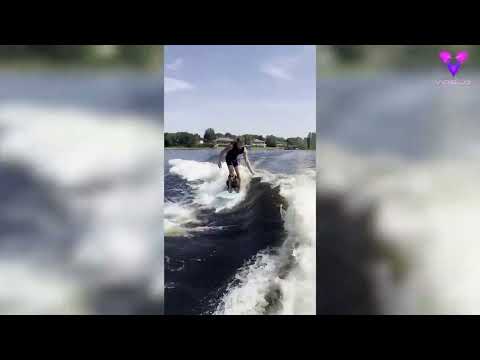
(244, 149, 255, 175)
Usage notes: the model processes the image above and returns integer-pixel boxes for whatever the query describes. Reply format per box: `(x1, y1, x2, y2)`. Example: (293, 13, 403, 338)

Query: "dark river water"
(165, 149, 316, 315)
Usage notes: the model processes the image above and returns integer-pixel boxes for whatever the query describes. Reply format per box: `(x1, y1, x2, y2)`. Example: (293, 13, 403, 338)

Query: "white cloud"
(166, 58, 184, 72)
(165, 77, 194, 94)
(261, 64, 293, 80)
(261, 56, 300, 81)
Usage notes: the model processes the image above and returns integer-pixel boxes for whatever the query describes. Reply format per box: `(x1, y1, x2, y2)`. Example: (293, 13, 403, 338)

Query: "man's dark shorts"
(226, 157, 239, 167)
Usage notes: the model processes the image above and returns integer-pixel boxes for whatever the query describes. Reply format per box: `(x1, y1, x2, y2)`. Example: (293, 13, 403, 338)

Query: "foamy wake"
(317, 142, 480, 315)
(0, 103, 164, 314)
(165, 158, 316, 314)
(165, 159, 252, 236)
(214, 169, 317, 315)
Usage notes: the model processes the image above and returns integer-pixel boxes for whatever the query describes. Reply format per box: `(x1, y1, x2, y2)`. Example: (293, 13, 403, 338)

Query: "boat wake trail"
(165, 158, 315, 315)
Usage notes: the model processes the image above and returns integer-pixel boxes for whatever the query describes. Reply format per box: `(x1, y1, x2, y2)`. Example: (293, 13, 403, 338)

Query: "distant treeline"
(321, 45, 480, 68)
(165, 128, 316, 150)
(0, 45, 162, 69)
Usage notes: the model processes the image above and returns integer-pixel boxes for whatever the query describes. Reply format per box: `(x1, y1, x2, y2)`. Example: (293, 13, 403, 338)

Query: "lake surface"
(165, 149, 316, 315)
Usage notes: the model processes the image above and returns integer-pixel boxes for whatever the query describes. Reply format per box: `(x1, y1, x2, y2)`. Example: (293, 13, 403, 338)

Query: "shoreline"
(165, 147, 316, 151)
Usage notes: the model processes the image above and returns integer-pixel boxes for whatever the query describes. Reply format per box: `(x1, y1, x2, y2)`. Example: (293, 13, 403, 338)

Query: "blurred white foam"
(170, 159, 251, 210)
(0, 260, 88, 315)
(164, 202, 199, 236)
(0, 103, 164, 314)
(317, 142, 480, 315)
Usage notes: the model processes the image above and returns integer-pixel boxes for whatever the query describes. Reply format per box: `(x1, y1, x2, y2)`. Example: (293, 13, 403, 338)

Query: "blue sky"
(164, 45, 316, 138)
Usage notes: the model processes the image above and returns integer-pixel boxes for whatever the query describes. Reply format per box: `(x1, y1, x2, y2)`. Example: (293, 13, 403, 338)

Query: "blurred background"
(0, 45, 164, 314)
(317, 45, 480, 314)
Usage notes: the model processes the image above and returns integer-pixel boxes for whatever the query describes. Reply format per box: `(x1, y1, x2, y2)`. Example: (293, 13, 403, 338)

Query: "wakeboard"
(226, 176, 240, 194)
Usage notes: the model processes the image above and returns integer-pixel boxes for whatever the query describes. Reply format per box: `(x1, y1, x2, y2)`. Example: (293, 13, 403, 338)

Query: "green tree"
(177, 132, 196, 147)
(194, 134, 202, 145)
(266, 135, 277, 148)
(307, 132, 316, 150)
(165, 133, 177, 147)
(165, 132, 203, 147)
(204, 128, 216, 143)
(287, 137, 306, 150)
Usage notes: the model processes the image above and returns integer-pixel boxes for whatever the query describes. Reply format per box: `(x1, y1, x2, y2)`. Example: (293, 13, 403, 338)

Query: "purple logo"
(439, 50, 469, 77)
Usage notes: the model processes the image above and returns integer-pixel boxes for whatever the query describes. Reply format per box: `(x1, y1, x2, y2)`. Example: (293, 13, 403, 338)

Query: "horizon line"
(164, 130, 316, 137)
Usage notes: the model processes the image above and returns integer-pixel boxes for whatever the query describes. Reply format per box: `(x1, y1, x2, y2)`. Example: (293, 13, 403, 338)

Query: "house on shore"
(251, 139, 266, 148)
(276, 142, 287, 149)
(215, 137, 267, 148)
(215, 137, 234, 147)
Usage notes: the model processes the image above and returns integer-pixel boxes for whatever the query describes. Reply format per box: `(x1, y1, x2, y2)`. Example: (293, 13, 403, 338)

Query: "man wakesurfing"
(218, 137, 255, 193)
